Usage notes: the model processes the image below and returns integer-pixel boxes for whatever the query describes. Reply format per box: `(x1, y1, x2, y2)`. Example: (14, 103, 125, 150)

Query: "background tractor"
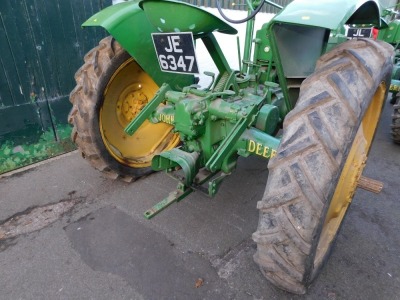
(378, 5, 400, 143)
(68, 0, 394, 294)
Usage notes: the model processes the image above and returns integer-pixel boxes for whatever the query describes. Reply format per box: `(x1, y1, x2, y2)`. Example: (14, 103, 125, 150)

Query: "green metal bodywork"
(83, 1, 193, 89)
(139, 0, 237, 35)
(83, 0, 236, 90)
(378, 9, 400, 97)
(83, 0, 383, 93)
(258, 0, 382, 111)
(379, 19, 400, 43)
(83, 0, 385, 216)
(273, 0, 381, 30)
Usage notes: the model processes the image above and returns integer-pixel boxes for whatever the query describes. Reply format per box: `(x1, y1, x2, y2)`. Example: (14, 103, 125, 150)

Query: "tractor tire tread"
(68, 36, 134, 182)
(253, 39, 393, 294)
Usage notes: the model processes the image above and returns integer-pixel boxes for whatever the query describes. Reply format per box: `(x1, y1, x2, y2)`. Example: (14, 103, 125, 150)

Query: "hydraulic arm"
(125, 82, 280, 218)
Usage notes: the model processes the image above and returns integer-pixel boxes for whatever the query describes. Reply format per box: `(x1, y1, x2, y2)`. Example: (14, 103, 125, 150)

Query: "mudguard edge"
(273, 0, 382, 30)
(82, 1, 193, 89)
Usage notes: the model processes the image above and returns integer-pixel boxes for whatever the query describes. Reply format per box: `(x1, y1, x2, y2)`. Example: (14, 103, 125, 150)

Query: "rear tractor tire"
(69, 37, 180, 181)
(253, 39, 393, 294)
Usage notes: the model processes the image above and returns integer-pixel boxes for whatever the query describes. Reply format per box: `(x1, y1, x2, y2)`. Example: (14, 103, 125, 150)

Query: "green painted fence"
(0, 0, 111, 174)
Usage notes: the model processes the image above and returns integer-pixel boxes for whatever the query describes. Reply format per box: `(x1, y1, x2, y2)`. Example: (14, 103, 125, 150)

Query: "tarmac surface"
(0, 97, 399, 299)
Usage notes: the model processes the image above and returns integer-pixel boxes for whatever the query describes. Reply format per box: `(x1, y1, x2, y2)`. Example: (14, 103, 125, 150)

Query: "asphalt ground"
(0, 94, 399, 300)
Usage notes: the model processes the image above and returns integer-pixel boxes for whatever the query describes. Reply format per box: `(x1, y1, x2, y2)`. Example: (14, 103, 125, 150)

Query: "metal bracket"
(208, 172, 230, 196)
(152, 149, 199, 186)
(144, 185, 193, 219)
(124, 83, 171, 135)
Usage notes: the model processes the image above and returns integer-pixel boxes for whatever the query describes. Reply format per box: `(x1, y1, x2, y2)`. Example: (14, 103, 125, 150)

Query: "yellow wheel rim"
(99, 58, 180, 168)
(315, 82, 386, 266)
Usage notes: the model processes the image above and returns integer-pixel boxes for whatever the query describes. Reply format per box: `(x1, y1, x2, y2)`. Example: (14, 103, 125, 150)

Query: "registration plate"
(346, 28, 372, 39)
(152, 32, 199, 74)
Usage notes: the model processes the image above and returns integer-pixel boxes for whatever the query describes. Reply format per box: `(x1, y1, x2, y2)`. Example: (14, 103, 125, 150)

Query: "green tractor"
(68, 0, 394, 294)
(378, 6, 400, 143)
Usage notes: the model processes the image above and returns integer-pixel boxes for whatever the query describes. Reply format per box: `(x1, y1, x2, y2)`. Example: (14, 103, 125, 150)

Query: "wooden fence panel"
(0, 0, 111, 174)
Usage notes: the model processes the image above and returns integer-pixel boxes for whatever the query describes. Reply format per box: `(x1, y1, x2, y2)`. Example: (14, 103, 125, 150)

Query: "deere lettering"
(247, 139, 277, 158)
(158, 114, 174, 125)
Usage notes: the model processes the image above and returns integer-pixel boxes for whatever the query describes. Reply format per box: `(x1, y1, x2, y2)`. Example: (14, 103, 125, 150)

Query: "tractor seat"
(139, 0, 237, 36)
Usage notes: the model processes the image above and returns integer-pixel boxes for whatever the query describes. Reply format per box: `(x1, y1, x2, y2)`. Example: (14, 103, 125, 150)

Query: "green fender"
(273, 0, 382, 31)
(82, 1, 193, 90)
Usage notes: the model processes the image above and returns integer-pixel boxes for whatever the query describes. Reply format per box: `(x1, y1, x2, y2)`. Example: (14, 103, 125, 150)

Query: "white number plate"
(152, 32, 199, 74)
(346, 28, 372, 39)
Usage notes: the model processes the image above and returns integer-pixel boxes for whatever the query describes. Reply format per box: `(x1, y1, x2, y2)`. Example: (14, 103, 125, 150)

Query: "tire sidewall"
(90, 49, 153, 178)
(308, 67, 392, 283)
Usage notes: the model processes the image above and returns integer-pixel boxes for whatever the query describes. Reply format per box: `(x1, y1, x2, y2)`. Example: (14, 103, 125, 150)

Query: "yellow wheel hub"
(99, 58, 180, 168)
(116, 84, 148, 125)
(315, 82, 386, 266)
